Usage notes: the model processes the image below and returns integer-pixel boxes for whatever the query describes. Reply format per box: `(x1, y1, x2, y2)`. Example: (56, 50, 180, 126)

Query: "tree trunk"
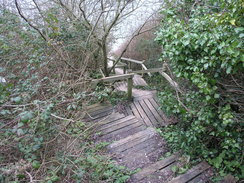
(102, 42, 109, 76)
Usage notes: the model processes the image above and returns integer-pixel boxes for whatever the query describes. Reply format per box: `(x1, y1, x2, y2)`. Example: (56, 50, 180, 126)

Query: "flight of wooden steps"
(90, 112, 213, 183)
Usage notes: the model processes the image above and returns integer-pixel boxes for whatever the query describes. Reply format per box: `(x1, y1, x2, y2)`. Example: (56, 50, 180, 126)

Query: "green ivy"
(156, 0, 244, 180)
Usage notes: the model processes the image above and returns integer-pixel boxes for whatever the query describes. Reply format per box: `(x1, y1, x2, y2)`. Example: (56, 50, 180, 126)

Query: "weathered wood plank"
(89, 110, 114, 121)
(149, 98, 167, 123)
(97, 112, 125, 125)
(187, 173, 206, 183)
(130, 103, 142, 120)
(85, 102, 112, 113)
(121, 57, 145, 64)
(92, 73, 134, 83)
(121, 134, 162, 154)
(133, 93, 156, 101)
(101, 124, 146, 142)
(144, 98, 164, 126)
(125, 106, 133, 116)
(132, 154, 179, 181)
(108, 127, 156, 149)
(134, 101, 152, 126)
(88, 106, 114, 117)
(100, 117, 138, 134)
(138, 100, 158, 127)
(168, 162, 211, 183)
(99, 115, 135, 131)
(128, 68, 164, 74)
(102, 121, 145, 140)
(112, 132, 155, 153)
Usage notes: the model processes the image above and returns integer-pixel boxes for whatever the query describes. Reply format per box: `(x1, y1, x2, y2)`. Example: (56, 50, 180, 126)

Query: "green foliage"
(0, 8, 129, 183)
(91, 83, 128, 105)
(156, 0, 244, 180)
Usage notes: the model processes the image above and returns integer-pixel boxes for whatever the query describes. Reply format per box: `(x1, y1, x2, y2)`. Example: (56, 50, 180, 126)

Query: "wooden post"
(112, 60, 115, 73)
(123, 66, 126, 74)
(127, 77, 133, 101)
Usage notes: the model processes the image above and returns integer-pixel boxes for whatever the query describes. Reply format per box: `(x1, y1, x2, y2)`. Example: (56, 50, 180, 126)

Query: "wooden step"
(97, 115, 147, 142)
(168, 161, 211, 183)
(97, 112, 125, 125)
(108, 127, 156, 151)
(99, 115, 136, 131)
(131, 154, 179, 181)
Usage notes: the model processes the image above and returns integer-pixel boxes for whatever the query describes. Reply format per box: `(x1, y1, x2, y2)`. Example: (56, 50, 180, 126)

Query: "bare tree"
(13, 0, 162, 76)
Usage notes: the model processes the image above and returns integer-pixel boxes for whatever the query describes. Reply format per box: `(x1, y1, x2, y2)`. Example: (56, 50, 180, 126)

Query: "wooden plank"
(100, 117, 138, 134)
(99, 68, 105, 78)
(111, 123, 157, 153)
(132, 154, 179, 181)
(85, 110, 113, 122)
(121, 57, 145, 64)
(92, 73, 134, 83)
(97, 113, 125, 125)
(112, 132, 155, 153)
(128, 68, 164, 74)
(90, 110, 113, 121)
(85, 102, 111, 112)
(108, 127, 156, 149)
(130, 103, 143, 120)
(149, 98, 166, 122)
(134, 101, 152, 126)
(138, 100, 158, 127)
(187, 173, 206, 183)
(168, 162, 211, 183)
(88, 106, 114, 117)
(101, 124, 146, 142)
(133, 77, 139, 85)
(121, 134, 161, 154)
(99, 115, 135, 131)
(133, 93, 156, 101)
(125, 106, 133, 116)
(142, 64, 152, 77)
(144, 98, 164, 126)
(102, 121, 145, 139)
(159, 71, 183, 94)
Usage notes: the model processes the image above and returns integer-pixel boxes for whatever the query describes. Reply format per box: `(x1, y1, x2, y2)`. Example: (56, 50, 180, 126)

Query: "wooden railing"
(120, 57, 182, 93)
(92, 73, 134, 100)
(120, 57, 152, 77)
(95, 57, 182, 100)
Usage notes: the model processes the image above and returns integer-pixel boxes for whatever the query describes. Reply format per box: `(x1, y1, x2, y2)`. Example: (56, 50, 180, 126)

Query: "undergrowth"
(0, 8, 130, 183)
(154, 0, 244, 181)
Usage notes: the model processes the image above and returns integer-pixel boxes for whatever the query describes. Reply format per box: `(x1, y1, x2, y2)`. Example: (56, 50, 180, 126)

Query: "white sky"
(111, 0, 163, 52)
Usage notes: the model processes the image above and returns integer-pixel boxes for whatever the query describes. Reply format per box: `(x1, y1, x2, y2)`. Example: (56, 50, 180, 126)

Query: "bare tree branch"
(15, 0, 47, 41)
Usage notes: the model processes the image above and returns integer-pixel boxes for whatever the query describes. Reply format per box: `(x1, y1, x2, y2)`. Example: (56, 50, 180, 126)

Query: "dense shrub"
(156, 0, 243, 180)
(0, 8, 130, 182)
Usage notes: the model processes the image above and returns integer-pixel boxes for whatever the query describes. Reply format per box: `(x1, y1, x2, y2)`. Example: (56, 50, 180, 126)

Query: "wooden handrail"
(141, 63, 151, 77)
(93, 73, 134, 83)
(121, 57, 145, 64)
(128, 67, 165, 74)
(99, 68, 105, 78)
(92, 73, 134, 100)
(159, 71, 183, 94)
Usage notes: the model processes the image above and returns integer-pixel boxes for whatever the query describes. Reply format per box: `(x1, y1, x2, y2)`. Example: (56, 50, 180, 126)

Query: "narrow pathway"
(84, 70, 213, 182)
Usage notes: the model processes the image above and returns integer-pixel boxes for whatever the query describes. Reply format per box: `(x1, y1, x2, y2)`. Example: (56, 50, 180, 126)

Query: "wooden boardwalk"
(84, 70, 213, 183)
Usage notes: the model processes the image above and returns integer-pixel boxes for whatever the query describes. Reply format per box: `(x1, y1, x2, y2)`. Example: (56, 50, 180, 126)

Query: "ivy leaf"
(226, 66, 232, 74)
(19, 111, 34, 123)
(230, 19, 236, 26)
(11, 96, 22, 104)
(239, 33, 244, 38)
(214, 93, 220, 98)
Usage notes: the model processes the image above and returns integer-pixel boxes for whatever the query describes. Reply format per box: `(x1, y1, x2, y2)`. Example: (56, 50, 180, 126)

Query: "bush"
(156, 0, 243, 180)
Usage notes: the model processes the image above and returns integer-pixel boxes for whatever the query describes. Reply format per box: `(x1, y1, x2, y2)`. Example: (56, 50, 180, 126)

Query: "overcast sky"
(111, 0, 163, 51)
